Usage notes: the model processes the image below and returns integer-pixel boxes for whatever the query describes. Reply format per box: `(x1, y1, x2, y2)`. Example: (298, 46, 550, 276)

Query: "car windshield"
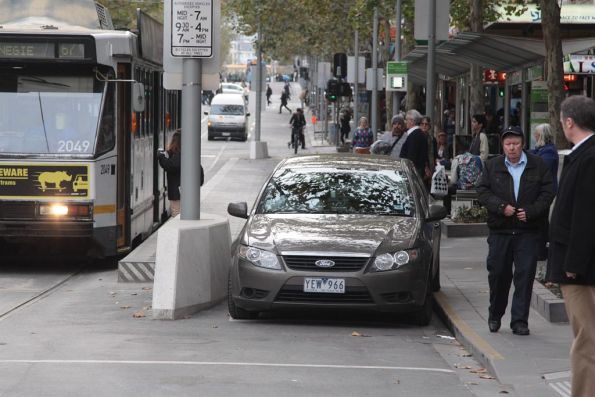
(211, 104, 245, 115)
(257, 167, 415, 216)
(0, 71, 104, 155)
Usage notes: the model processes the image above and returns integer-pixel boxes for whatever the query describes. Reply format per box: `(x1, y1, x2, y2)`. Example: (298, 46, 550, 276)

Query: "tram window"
(96, 84, 115, 155)
(0, 72, 102, 154)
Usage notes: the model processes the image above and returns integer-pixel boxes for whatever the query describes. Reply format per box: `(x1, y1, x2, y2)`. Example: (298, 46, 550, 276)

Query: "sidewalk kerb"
(434, 291, 503, 376)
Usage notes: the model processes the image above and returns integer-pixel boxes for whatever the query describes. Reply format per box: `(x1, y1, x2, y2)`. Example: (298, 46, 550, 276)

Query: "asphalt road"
(0, 83, 513, 397)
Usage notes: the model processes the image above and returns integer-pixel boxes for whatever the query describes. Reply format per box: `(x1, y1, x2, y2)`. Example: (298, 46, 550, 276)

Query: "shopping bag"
(430, 164, 448, 198)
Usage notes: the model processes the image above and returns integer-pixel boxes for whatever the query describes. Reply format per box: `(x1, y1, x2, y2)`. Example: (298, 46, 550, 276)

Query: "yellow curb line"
(435, 291, 504, 360)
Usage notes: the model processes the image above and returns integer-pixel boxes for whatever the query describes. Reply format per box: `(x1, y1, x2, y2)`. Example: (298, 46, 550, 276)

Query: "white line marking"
(201, 158, 239, 199)
(549, 381, 571, 397)
(0, 360, 455, 373)
(207, 144, 227, 173)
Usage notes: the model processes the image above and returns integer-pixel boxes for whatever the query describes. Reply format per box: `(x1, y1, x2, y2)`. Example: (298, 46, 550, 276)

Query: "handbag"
(430, 164, 448, 198)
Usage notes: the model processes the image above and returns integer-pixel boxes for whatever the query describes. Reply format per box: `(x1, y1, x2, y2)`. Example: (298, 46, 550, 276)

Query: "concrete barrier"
(152, 214, 231, 320)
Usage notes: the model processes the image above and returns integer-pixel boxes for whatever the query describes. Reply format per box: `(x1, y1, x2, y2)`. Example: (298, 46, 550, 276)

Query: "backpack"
(456, 152, 482, 190)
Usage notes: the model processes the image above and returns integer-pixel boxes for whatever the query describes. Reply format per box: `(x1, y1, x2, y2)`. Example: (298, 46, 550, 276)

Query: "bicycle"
(291, 127, 301, 154)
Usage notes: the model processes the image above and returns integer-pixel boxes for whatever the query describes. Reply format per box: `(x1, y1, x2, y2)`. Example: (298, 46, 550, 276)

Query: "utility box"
(386, 61, 408, 92)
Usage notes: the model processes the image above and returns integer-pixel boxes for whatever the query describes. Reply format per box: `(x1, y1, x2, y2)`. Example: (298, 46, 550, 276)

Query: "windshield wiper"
(20, 75, 71, 89)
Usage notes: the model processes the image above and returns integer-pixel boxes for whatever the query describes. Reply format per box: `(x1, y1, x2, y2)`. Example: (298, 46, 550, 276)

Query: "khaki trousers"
(170, 200, 180, 218)
(561, 284, 595, 397)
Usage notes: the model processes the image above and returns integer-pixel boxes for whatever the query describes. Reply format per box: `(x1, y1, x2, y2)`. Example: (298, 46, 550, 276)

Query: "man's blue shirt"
(504, 151, 527, 201)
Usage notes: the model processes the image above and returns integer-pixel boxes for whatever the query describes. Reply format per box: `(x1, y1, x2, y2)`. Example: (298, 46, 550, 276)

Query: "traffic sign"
(171, 0, 213, 58)
(386, 61, 408, 92)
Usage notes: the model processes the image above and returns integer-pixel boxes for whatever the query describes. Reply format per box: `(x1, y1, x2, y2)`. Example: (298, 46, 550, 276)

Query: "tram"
(0, 1, 180, 257)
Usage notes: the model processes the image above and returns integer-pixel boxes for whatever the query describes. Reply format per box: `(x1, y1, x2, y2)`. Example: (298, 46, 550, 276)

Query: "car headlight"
(239, 245, 281, 270)
(372, 249, 419, 272)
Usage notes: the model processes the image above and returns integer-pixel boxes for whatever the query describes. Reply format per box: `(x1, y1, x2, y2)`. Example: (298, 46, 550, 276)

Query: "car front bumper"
(231, 256, 430, 314)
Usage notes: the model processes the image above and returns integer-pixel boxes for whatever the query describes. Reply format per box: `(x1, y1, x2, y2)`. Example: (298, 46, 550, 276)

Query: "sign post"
(170, 0, 213, 220)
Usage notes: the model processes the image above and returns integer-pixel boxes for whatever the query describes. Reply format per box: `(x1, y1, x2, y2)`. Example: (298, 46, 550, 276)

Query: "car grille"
(275, 285, 374, 304)
(283, 255, 369, 272)
(0, 201, 35, 219)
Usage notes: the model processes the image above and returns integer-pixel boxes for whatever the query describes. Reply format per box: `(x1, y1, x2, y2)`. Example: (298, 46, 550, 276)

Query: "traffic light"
(333, 53, 347, 78)
(326, 78, 339, 102)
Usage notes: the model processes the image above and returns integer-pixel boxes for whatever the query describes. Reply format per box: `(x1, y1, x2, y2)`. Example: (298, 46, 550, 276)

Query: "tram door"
(116, 63, 132, 249)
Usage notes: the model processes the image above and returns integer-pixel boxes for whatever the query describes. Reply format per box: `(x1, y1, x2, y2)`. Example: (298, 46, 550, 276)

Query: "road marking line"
(207, 144, 227, 173)
(434, 291, 504, 360)
(201, 158, 239, 200)
(549, 381, 571, 397)
(0, 359, 455, 373)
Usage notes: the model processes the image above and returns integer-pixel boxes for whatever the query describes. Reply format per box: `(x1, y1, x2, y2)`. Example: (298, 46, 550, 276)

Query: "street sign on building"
(386, 61, 408, 92)
(414, 0, 449, 42)
(171, 0, 213, 57)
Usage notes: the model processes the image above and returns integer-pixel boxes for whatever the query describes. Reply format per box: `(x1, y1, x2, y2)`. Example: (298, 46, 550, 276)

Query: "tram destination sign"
(171, 0, 213, 57)
(0, 42, 87, 60)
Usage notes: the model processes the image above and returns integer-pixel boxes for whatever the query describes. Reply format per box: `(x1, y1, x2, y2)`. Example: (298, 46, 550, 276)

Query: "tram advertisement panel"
(0, 164, 89, 198)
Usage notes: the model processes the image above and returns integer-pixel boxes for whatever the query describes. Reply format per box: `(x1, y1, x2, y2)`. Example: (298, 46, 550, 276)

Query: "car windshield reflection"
(211, 104, 245, 115)
(257, 168, 415, 216)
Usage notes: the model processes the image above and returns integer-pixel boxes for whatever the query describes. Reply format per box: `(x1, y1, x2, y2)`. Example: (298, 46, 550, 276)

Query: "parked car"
(204, 93, 250, 141)
(227, 154, 447, 325)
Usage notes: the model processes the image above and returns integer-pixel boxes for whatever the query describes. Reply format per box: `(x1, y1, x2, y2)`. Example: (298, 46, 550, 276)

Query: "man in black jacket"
(400, 109, 428, 178)
(478, 126, 554, 336)
(547, 95, 595, 396)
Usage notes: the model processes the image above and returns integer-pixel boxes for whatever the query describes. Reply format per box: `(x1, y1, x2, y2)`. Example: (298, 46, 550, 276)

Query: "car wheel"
(432, 254, 441, 292)
(227, 272, 259, 320)
(413, 275, 433, 326)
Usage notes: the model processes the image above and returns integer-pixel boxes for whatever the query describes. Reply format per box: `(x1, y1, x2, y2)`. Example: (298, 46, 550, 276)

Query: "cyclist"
(289, 108, 307, 150)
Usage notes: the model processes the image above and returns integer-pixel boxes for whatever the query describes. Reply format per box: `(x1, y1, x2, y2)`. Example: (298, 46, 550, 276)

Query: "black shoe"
(511, 324, 530, 335)
(488, 320, 501, 333)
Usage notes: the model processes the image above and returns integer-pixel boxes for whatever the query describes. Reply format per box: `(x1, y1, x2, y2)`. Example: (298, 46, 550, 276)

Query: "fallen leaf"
(394, 379, 400, 384)
(142, 287, 152, 291)
(130, 293, 138, 296)
(132, 311, 145, 318)
(436, 334, 455, 340)
(458, 353, 473, 357)
(454, 364, 472, 369)
(120, 305, 132, 309)
(464, 267, 473, 270)
(479, 374, 496, 380)
(466, 382, 478, 386)
(352, 331, 362, 337)
(109, 291, 117, 295)
(212, 325, 219, 328)
(470, 368, 488, 374)
(143, 306, 152, 311)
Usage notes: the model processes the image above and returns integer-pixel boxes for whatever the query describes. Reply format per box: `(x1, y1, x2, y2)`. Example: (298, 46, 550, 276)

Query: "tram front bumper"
(0, 220, 93, 238)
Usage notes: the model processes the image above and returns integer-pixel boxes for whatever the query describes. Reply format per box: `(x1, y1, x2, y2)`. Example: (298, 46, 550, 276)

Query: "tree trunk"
(540, 1, 569, 149)
(468, 0, 484, 120)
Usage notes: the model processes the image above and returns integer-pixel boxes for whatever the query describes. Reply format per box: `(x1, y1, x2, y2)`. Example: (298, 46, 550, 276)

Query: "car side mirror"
(427, 204, 447, 222)
(204, 111, 209, 115)
(228, 202, 248, 219)
(246, 113, 251, 117)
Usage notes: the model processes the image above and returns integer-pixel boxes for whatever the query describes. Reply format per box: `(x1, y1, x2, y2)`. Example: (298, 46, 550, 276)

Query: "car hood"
(244, 214, 419, 255)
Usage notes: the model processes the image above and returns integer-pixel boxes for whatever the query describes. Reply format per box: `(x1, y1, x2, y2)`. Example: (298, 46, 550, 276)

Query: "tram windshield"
(0, 71, 105, 155)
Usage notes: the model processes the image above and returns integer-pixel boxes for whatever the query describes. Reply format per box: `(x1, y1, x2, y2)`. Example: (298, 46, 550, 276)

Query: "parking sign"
(171, 0, 213, 57)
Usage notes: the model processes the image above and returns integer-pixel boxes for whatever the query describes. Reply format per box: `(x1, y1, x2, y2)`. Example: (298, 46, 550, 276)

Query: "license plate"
(222, 132, 230, 136)
(304, 278, 345, 293)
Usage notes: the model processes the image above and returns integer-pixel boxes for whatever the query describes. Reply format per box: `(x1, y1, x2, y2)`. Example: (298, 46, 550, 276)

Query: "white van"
(205, 93, 250, 141)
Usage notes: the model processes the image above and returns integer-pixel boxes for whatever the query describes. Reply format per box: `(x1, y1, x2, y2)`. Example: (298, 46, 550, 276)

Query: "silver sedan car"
(227, 154, 447, 325)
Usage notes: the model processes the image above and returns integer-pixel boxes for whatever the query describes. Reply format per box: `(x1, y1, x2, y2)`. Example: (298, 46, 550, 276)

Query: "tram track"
(0, 270, 81, 321)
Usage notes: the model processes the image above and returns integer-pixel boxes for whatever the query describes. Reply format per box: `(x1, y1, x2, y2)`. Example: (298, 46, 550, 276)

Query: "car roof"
(276, 154, 411, 173)
(210, 93, 246, 105)
(221, 83, 243, 90)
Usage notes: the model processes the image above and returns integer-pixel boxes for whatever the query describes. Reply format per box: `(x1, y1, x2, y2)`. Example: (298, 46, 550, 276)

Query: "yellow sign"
(0, 164, 89, 198)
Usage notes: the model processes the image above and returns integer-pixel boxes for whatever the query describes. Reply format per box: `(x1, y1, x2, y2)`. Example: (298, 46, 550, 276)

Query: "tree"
(539, 1, 567, 148)
(97, 0, 163, 28)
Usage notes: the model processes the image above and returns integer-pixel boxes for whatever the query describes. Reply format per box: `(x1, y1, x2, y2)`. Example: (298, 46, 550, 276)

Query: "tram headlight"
(39, 203, 92, 218)
(40, 203, 69, 216)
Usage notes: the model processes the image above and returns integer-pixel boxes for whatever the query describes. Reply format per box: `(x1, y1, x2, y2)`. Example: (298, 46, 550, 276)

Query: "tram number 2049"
(57, 140, 91, 153)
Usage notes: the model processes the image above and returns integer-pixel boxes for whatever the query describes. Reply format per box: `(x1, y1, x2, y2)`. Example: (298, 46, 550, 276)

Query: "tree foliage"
(96, 0, 163, 29)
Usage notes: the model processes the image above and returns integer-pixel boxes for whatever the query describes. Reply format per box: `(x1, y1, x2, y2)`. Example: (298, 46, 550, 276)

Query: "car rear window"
(257, 168, 415, 216)
(211, 104, 244, 115)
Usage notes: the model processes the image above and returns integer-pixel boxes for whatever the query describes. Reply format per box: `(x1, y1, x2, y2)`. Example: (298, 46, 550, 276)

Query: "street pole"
(255, 21, 262, 142)
(372, 7, 378, 139)
(354, 30, 359, 133)
(426, 0, 436, 127)
(181, 58, 202, 220)
(393, 0, 402, 116)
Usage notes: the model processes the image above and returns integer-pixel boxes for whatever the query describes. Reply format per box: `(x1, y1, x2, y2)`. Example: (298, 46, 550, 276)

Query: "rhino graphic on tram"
(37, 171, 73, 192)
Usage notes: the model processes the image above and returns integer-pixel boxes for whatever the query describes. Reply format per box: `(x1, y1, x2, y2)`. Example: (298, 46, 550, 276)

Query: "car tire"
(432, 254, 441, 292)
(413, 275, 433, 326)
(227, 272, 259, 320)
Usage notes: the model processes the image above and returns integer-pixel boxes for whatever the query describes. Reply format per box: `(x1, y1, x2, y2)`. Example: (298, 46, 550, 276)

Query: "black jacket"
(400, 128, 428, 177)
(158, 151, 181, 200)
(547, 135, 595, 284)
(477, 152, 554, 232)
